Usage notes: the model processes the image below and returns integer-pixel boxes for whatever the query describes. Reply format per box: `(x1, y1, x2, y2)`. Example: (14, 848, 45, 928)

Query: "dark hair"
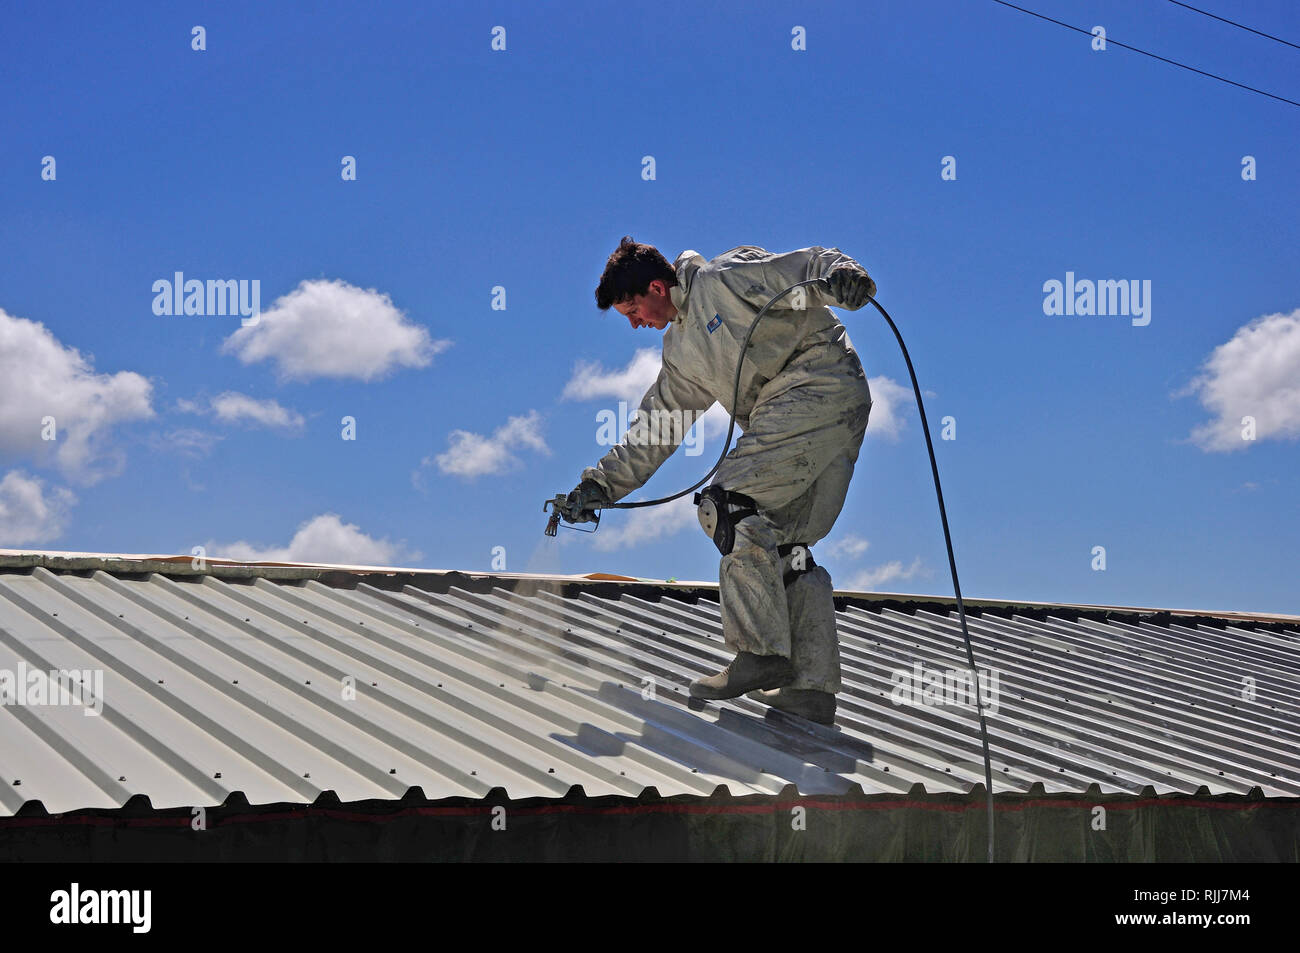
(594, 236, 677, 310)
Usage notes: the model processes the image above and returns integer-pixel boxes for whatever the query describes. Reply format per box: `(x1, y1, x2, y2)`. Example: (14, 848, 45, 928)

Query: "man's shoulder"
(707, 245, 770, 266)
(696, 247, 773, 292)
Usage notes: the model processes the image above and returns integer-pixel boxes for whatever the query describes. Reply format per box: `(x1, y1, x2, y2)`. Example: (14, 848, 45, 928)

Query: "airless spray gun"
(544, 493, 596, 536)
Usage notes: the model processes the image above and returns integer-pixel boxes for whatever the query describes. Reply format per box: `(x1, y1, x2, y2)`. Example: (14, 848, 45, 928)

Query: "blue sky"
(1, 0, 1297, 614)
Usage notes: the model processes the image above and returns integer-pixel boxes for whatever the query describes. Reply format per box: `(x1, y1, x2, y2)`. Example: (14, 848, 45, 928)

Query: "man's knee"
(779, 543, 820, 588)
(695, 485, 761, 555)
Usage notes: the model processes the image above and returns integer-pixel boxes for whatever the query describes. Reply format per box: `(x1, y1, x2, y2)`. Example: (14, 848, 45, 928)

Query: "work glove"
(562, 478, 606, 523)
(824, 266, 877, 310)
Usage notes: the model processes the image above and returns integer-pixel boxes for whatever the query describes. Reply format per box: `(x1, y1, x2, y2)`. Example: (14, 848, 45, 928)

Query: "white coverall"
(582, 246, 873, 694)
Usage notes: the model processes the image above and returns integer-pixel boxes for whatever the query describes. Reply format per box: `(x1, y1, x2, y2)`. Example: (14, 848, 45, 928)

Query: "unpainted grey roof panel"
(0, 566, 1297, 816)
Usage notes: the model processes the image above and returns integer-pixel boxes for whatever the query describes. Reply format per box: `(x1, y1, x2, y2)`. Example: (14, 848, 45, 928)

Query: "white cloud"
(563, 348, 662, 405)
(206, 513, 418, 566)
(822, 534, 870, 559)
(174, 392, 301, 438)
(148, 428, 223, 460)
(562, 347, 730, 443)
(843, 557, 927, 592)
(0, 470, 75, 544)
(429, 410, 549, 480)
(209, 392, 304, 431)
(1183, 308, 1300, 452)
(590, 493, 698, 552)
(0, 307, 154, 484)
(864, 375, 913, 441)
(221, 279, 450, 381)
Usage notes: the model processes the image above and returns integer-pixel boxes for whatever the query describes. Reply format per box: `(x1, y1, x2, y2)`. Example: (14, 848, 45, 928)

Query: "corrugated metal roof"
(1, 561, 1297, 816)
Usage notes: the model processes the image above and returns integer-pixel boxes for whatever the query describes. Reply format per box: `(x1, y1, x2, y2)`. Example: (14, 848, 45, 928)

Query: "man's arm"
(715, 246, 875, 312)
(580, 356, 716, 503)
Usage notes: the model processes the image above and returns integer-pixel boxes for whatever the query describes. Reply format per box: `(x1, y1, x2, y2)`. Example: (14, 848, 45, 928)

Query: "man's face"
(613, 279, 676, 330)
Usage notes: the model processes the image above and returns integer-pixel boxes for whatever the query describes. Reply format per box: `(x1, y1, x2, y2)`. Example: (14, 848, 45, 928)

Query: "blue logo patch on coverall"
(706, 314, 722, 333)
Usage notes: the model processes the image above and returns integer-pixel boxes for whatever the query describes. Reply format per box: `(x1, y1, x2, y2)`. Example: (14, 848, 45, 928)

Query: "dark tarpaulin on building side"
(2, 785, 1297, 862)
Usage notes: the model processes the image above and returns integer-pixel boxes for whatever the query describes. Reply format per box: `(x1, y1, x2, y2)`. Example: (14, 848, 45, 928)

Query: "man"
(560, 237, 875, 724)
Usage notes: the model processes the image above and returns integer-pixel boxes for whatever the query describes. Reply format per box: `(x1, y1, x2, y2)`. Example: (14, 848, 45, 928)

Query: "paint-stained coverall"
(582, 246, 873, 694)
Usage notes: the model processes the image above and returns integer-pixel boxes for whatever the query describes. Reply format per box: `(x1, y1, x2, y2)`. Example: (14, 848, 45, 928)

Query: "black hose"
(868, 294, 997, 864)
(595, 278, 997, 861)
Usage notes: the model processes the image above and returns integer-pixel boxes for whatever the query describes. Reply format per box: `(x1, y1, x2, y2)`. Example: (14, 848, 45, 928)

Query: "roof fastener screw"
(548, 768, 555, 773)
(118, 776, 126, 782)
(13, 780, 19, 785)
(215, 773, 221, 779)
(471, 771, 476, 776)
(233, 680, 238, 684)
(304, 773, 310, 778)
(390, 769, 396, 774)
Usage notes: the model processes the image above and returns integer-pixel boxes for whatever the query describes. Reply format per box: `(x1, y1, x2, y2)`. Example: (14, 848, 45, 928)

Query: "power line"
(988, 0, 1300, 108)
(1165, 1, 1300, 52)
